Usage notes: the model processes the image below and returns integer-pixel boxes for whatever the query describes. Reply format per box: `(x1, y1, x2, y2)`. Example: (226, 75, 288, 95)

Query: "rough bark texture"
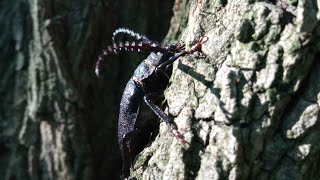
(132, 0, 320, 180)
(0, 0, 173, 180)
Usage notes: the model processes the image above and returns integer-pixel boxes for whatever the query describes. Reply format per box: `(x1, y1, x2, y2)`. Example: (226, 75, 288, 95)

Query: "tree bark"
(132, 0, 320, 180)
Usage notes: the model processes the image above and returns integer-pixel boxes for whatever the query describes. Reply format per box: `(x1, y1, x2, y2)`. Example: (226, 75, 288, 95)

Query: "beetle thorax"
(144, 52, 163, 66)
(132, 52, 163, 81)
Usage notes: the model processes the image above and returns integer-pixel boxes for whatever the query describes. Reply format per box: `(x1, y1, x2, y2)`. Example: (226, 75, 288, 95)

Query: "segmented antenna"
(95, 41, 163, 77)
(112, 28, 159, 47)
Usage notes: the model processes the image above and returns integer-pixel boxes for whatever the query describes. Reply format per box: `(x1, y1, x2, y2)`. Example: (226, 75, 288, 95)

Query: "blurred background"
(0, 0, 181, 179)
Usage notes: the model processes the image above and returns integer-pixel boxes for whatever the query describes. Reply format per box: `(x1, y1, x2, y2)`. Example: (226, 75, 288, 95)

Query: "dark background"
(0, 0, 175, 179)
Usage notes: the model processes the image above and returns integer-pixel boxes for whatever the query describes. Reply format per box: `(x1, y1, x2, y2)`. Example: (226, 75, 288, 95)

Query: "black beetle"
(95, 28, 205, 179)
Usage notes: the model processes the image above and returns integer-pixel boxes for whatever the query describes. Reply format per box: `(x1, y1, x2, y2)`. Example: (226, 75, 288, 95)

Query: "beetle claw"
(189, 36, 208, 53)
(172, 129, 190, 145)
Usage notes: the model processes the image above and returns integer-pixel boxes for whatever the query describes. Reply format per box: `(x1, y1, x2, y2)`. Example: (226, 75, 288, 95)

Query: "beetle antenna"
(112, 28, 160, 48)
(95, 41, 163, 77)
(113, 28, 150, 43)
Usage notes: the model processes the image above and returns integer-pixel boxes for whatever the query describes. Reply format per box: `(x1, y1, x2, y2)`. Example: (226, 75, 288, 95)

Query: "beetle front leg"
(157, 51, 188, 71)
(154, 51, 188, 79)
(156, 36, 207, 71)
(143, 92, 188, 144)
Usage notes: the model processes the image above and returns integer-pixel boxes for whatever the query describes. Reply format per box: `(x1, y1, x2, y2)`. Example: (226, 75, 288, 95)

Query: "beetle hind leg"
(120, 129, 152, 178)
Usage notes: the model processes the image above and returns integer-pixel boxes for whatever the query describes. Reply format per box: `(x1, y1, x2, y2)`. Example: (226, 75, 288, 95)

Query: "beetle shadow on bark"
(178, 62, 235, 122)
(178, 62, 212, 87)
(182, 125, 205, 179)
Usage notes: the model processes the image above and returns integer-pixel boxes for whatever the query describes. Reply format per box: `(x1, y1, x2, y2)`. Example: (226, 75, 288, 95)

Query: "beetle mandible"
(95, 28, 205, 179)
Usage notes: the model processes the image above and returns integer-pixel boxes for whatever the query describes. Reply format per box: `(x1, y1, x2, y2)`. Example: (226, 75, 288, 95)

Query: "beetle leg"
(120, 129, 142, 178)
(154, 51, 187, 80)
(156, 37, 206, 71)
(156, 51, 188, 71)
(143, 92, 189, 144)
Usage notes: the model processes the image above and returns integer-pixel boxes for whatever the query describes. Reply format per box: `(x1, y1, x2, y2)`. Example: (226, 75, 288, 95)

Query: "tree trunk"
(1, 0, 320, 180)
(0, 0, 173, 180)
(132, 0, 320, 180)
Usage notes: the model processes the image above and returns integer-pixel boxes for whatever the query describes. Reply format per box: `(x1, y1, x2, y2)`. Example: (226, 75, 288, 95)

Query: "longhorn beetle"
(95, 28, 205, 179)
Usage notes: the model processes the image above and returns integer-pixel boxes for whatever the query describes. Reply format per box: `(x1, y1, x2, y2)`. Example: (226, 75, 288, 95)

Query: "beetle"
(95, 28, 205, 179)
